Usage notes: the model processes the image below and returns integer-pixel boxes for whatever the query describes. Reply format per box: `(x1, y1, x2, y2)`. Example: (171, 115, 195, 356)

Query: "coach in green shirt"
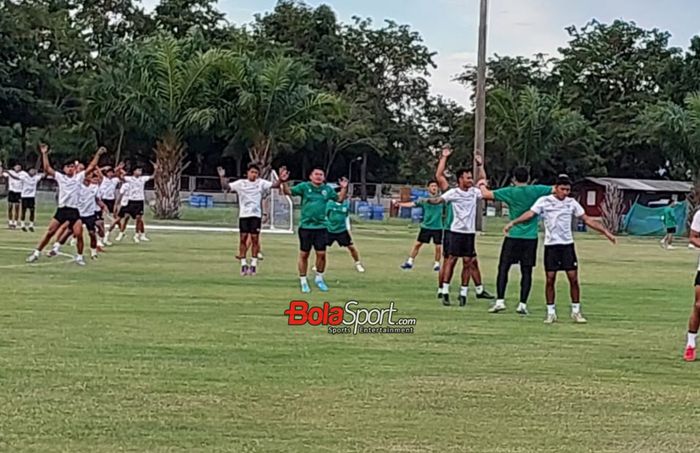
(478, 166, 553, 315)
(397, 180, 445, 272)
(283, 168, 348, 293)
(661, 200, 678, 249)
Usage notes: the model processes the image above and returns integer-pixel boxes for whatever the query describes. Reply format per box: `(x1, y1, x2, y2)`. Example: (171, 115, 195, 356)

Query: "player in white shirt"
(505, 175, 616, 324)
(121, 166, 156, 243)
(218, 163, 289, 276)
(97, 166, 120, 246)
(50, 172, 105, 261)
(682, 211, 700, 362)
(18, 168, 45, 232)
(26, 144, 107, 265)
(3, 162, 24, 229)
(108, 181, 131, 243)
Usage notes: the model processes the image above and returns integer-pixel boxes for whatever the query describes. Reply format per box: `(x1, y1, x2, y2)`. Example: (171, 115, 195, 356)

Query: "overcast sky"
(143, 0, 700, 105)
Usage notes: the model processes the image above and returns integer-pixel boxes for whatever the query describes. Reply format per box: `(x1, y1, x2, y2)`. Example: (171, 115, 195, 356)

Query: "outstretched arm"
(581, 214, 617, 244)
(476, 180, 495, 200)
(393, 201, 416, 208)
(39, 144, 56, 177)
(474, 153, 486, 185)
(271, 167, 289, 189)
(424, 197, 446, 205)
(504, 210, 537, 234)
(85, 146, 107, 174)
(435, 145, 451, 191)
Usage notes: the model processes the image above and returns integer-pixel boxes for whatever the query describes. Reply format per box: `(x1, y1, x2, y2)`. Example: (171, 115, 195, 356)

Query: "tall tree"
(154, 0, 225, 39)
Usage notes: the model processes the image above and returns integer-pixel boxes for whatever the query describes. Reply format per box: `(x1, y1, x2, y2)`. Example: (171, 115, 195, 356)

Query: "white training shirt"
(78, 183, 100, 217)
(124, 175, 152, 201)
(529, 195, 586, 246)
(229, 178, 273, 218)
(19, 173, 43, 198)
(6, 171, 24, 193)
(54, 171, 86, 209)
(119, 183, 130, 207)
(440, 187, 483, 234)
(690, 211, 700, 270)
(99, 177, 120, 200)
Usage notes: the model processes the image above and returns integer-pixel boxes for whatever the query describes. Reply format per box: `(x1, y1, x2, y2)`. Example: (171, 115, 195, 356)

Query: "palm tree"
(94, 35, 224, 218)
(213, 55, 338, 177)
(486, 86, 599, 185)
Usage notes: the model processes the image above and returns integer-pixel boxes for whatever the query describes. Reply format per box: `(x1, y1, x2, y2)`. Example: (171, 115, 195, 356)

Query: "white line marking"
(0, 246, 75, 269)
(124, 224, 293, 234)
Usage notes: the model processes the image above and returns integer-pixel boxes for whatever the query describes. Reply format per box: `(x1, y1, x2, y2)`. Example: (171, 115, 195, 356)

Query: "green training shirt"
(663, 205, 677, 228)
(326, 200, 349, 233)
(416, 198, 444, 230)
(493, 184, 553, 239)
(291, 181, 338, 229)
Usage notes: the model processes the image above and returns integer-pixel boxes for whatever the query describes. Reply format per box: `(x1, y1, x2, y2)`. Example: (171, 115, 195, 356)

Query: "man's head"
(11, 162, 21, 172)
(554, 174, 572, 200)
(427, 180, 439, 195)
(309, 167, 325, 185)
(133, 167, 143, 177)
(512, 166, 530, 184)
(456, 169, 474, 189)
(246, 163, 260, 181)
(106, 168, 115, 178)
(28, 168, 37, 176)
(62, 160, 76, 176)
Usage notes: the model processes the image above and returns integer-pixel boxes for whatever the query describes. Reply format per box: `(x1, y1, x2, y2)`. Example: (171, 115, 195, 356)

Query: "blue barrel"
(189, 194, 202, 207)
(358, 204, 372, 221)
(371, 205, 384, 221)
(355, 201, 369, 215)
(399, 207, 412, 219)
(203, 195, 214, 208)
(411, 206, 423, 224)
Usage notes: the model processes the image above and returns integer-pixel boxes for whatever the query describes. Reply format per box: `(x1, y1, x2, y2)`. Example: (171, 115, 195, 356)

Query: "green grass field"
(1, 204, 699, 452)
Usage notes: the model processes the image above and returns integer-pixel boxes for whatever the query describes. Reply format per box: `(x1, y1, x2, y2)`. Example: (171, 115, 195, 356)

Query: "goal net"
(261, 169, 294, 233)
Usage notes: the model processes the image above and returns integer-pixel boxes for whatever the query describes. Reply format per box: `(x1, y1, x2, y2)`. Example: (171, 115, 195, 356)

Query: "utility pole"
(474, 0, 489, 230)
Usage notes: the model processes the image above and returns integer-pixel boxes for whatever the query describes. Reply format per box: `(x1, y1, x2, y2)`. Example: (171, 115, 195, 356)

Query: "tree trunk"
(235, 156, 242, 178)
(360, 150, 368, 201)
(20, 123, 27, 163)
(153, 130, 189, 219)
(249, 138, 272, 178)
(115, 126, 124, 165)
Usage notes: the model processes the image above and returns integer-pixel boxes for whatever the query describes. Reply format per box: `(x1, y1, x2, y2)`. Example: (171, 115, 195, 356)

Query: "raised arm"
(271, 167, 290, 189)
(216, 167, 230, 192)
(581, 214, 617, 244)
(474, 153, 486, 184)
(435, 145, 451, 191)
(85, 146, 107, 174)
(476, 180, 495, 200)
(39, 144, 56, 177)
(337, 177, 349, 202)
(504, 210, 537, 234)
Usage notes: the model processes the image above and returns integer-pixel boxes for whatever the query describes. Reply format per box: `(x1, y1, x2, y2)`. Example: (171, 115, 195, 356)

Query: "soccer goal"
(261, 169, 294, 234)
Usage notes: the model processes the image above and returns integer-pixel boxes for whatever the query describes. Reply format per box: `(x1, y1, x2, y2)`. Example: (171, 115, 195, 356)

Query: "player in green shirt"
(282, 167, 348, 293)
(477, 166, 553, 315)
(660, 200, 678, 250)
(396, 180, 444, 272)
(326, 198, 365, 273)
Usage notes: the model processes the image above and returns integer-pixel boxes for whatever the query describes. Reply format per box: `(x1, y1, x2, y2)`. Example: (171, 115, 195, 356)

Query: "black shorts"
(499, 237, 538, 268)
(239, 216, 262, 234)
(95, 210, 103, 221)
(667, 227, 677, 234)
(298, 228, 328, 252)
(327, 231, 353, 247)
(446, 232, 477, 258)
(127, 200, 144, 217)
(118, 206, 129, 218)
(442, 230, 450, 258)
(544, 244, 578, 272)
(103, 199, 115, 213)
(8, 191, 21, 204)
(695, 272, 700, 286)
(21, 197, 36, 210)
(81, 215, 97, 232)
(53, 207, 80, 228)
(417, 228, 443, 245)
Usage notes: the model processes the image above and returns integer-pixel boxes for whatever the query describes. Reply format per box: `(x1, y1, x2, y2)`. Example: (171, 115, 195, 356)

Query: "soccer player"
(683, 210, 700, 361)
(3, 162, 23, 229)
(26, 144, 107, 264)
(326, 196, 365, 273)
(477, 167, 554, 315)
(660, 200, 678, 250)
(397, 180, 444, 272)
(281, 168, 348, 293)
(120, 166, 155, 243)
(504, 175, 616, 324)
(434, 146, 494, 305)
(98, 166, 120, 246)
(19, 168, 45, 232)
(217, 163, 289, 276)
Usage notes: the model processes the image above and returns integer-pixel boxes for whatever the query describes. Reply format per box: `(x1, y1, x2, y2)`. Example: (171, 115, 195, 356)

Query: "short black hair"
(309, 167, 325, 175)
(427, 180, 438, 186)
(247, 163, 260, 172)
(556, 174, 572, 186)
(63, 159, 74, 168)
(455, 168, 472, 180)
(513, 166, 530, 183)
